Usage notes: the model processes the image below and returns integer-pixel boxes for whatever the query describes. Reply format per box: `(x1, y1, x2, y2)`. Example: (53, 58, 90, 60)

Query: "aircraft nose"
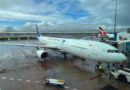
(119, 53, 127, 62)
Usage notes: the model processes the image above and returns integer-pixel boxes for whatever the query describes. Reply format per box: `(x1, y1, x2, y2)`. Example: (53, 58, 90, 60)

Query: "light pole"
(114, 0, 117, 33)
(114, 0, 117, 41)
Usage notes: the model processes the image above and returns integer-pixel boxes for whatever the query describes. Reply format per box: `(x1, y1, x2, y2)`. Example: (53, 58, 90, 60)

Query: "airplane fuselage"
(38, 36, 126, 63)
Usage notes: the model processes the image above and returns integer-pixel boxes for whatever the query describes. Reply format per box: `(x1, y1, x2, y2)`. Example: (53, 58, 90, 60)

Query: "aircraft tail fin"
(36, 24, 41, 39)
(99, 27, 107, 36)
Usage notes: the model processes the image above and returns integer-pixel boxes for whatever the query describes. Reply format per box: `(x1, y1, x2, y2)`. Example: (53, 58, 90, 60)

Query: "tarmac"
(0, 40, 130, 90)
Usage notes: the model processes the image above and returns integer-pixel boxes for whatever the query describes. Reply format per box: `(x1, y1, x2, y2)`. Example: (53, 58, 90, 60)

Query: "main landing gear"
(62, 53, 67, 60)
(107, 63, 110, 68)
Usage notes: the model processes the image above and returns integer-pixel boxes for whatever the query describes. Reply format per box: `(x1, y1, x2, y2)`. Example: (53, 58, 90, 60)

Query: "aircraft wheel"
(107, 63, 110, 68)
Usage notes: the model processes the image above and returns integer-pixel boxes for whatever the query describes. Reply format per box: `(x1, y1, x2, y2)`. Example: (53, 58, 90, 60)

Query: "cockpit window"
(107, 50, 111, 53)
(115, 50, 120, 53)
(107, 50, 120, 53)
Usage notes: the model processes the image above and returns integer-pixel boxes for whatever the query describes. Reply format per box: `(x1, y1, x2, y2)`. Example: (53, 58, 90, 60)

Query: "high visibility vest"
(99, 65, 102, 70)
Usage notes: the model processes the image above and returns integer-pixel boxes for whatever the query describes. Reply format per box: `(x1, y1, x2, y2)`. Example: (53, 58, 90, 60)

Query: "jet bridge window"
(107, 50, 120, 53)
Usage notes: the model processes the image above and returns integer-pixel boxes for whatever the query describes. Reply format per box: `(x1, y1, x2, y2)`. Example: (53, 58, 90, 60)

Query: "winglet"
(36, 24, 41, 39)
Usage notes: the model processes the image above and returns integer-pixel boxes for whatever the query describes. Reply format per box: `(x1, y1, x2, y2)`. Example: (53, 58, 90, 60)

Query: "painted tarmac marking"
(17, 79, 23, 82)
(64, 86, 69, 89)
(1, 77, 40, 84)
(1, 77, 7, 80)
(64, 86, 78, 90)
(0, 77, 79, 90)
(25, 80, 31, 83)
(9, 78, 14, 80)
(34, 81, 40, 84)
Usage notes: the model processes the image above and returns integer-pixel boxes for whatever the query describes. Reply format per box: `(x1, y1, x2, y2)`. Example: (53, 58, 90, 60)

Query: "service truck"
(110, 68, 130, 83)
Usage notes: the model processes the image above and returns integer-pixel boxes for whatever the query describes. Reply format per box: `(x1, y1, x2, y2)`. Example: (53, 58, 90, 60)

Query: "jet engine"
(36, 50, 48, 59)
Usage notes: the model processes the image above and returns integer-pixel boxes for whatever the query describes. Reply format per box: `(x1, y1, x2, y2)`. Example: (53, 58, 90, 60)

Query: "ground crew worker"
(99, 65, 102, 72)
(99, 65, 104, 73)
(95, 64, 102, 71)
(98, 65, 103, 77)
(95, 64, 100, 70)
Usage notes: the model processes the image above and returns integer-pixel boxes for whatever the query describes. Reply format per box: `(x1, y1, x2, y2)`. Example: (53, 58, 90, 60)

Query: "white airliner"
(0, 25, 126, 66)
(97, 27, 114, 40)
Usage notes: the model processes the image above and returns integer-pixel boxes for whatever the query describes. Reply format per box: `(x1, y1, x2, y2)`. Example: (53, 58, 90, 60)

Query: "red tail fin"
(99, 27, 107, 36)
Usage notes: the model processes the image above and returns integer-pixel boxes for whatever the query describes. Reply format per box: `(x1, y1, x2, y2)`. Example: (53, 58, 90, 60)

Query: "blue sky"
(0, 0, 129, 32)
(0, 21, 25, 27)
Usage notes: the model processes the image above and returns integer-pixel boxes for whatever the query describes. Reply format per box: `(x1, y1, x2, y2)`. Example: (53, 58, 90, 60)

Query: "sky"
(0, 0, 129, 32)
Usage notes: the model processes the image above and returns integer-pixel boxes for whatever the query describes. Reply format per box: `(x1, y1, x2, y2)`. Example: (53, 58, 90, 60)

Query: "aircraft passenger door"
(88, 46, 91, 58)
(91, 45, 99, 56)
(60, 39, 67, 52)
(88, 43, 99, 58)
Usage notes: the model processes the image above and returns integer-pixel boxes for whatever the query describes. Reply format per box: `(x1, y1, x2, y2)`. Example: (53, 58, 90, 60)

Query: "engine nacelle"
(36, 50, 48, 59)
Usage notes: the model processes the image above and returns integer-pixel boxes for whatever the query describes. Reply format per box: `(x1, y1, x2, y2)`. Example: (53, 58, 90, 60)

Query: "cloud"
(116, 0, 130, 26)
(0, 25, 17, 32)
(78, 0, 130, 26)
(0, 10, 45, 21)
(4, 21, 98, 33)
(78, 0, 115, 25)
(0, 0, 129, 33)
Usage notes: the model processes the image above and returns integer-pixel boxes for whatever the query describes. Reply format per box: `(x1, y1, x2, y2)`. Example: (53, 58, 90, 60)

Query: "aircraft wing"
(0, 43, 59, 50)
